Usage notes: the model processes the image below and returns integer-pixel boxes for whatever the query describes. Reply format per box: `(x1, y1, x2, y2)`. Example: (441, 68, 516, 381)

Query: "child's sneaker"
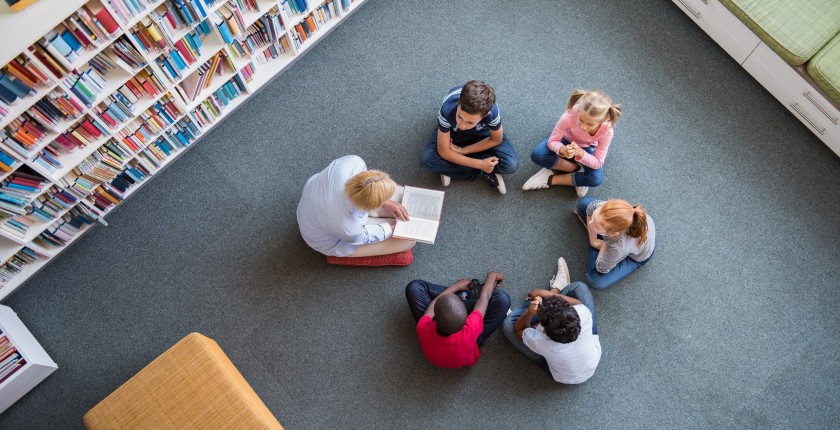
(440, 174, 451, 187)
(478, 171, 505, 194)
(522, 168, 553, 190)
(549, 257, 571, 291)
(575, 186, 589, 197)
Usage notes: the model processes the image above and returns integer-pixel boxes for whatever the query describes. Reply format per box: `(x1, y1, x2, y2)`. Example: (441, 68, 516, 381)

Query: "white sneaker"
(575, 186, 589, 197)
(522, 168, 553, 190)
(440, 174, 451, 187)
(549, 257, 570, 291)
(495, 173, 506, 194)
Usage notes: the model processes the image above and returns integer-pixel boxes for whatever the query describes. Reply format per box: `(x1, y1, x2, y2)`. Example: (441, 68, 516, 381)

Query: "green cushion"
(719, 0, 840, 65)
(807, 33, 840, 106)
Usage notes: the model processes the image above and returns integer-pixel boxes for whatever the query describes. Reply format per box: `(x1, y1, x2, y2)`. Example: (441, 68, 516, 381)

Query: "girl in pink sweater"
(522, 90, 622, 197)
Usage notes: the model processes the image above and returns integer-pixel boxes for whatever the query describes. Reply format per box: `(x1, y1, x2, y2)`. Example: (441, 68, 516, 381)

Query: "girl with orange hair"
(573, 196, 656, 289)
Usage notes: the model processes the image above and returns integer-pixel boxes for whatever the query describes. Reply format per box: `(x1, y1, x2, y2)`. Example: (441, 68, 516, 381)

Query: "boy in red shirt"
(405, 272, 511, 368)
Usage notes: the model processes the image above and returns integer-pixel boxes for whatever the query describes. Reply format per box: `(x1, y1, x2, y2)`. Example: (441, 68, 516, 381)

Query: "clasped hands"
(450, 142, 498, 173)
(560, 142, 584, 159)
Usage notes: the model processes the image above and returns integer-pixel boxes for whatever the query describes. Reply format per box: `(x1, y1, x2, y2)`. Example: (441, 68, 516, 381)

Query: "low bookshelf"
(0, 304, 57, 414)
(0, 0, 366, 301)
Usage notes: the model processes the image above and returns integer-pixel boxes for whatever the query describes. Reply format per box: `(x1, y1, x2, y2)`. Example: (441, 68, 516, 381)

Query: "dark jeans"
(530, 137, 604, 187)
(575, 197, 654, 289)
(405, 279, 511, 346)
(420, 129, 520, 180)
(502, 281, 598, 372)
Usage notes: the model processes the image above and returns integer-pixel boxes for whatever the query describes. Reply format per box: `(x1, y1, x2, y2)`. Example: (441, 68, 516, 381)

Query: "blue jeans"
(502, 281, 597, 372)
(420, 129, 520, 180)
(405, 279, 511, 346)
(530, 137, 603, 187)
(575, 197, 654, 290)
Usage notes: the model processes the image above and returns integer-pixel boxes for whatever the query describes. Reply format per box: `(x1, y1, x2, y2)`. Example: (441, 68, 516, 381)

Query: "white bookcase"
(0, 0, 367, 301)
(0, 305, 57, 414)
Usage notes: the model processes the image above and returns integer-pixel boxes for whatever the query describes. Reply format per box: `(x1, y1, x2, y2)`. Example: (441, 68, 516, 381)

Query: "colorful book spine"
(0, 247, 48, 283)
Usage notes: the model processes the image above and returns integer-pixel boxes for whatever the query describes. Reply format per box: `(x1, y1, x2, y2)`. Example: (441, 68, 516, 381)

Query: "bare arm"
(473, 271, 503, 316)
(514, 297, 540, 338)
(422, 278, 471, 318)
(459, 126, 504, 155)
(437, 130, 499, 173)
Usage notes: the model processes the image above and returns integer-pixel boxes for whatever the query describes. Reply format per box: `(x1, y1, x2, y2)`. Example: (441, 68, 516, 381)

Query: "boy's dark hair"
(459, 80, 496, 116)
(434, 293, 467, 336)
(539, 296, 581, 343)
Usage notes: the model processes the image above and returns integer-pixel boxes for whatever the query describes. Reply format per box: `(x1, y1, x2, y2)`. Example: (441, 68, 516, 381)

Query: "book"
(392, 186, 445, 244)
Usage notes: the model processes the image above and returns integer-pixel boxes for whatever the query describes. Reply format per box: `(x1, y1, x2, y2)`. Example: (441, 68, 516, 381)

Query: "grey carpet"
(2, 0, 839, 428)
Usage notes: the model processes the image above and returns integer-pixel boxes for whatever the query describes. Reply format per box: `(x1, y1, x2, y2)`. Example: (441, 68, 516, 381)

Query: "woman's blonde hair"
(567, 89, 622, 126)
(345, 170, 396, 212)
(599, 199, 648, 246)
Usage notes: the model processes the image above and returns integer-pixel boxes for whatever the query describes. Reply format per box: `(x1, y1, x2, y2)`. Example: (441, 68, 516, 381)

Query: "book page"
(393, 217, 440, 244)
(401, 186, 444, 221)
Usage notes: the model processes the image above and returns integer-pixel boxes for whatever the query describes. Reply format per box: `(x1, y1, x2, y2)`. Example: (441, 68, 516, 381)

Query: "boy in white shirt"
(502, 258, 601, 384)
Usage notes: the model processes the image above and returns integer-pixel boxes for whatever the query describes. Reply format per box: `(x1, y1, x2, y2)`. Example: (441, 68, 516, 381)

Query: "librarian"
(296, 155, 416, 257)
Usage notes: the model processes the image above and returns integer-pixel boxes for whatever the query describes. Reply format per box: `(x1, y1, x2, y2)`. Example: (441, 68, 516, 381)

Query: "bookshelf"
(0, 305, 58, 414)
(0, 0, 366, 302)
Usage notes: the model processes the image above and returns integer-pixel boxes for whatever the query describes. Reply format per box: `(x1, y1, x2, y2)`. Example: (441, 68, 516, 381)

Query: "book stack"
(106, 35, 148, 71)
(62, 67, 109, 108)
(97, 138, 136, 164)
(315, 1, 340, 26)
(0, 247, 48, 285)
(0, 54, 54, 113)
(37, 116, 108, 173)
(189, 75, 246, 127)
(0, 150, 18, 175)
(155, 26, 212, 83)
(0, 172, 43, 218)
(293, 9, 333, 45)
(176, 51, 234, 101)
(151, 0, 210, 39)
(280, 0, 309, 18)
(214, 2, 247, 44)
(228, 13, 282, 61)
(25, 89, 85, 130)
(93, 68, 165, 129)
(0, 333, 26, 384)
(107, 158, 150, 195)
(62, 1, 122, 47)
(87, 181, 124, 211)
(35, 204, 101, 247)
(112, 93, 184, 150)
(129, 17, 172, 54)
(102, 0, 156, 25)
(1, 113, 49, 158)
(135, 135, 175, 172)
(25, 186, 78, 223)
(60, 149, 123, 199)
(163, 116, 199, 149)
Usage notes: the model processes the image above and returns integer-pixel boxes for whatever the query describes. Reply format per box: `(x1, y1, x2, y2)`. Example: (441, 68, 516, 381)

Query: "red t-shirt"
(415, 311, 483, 368)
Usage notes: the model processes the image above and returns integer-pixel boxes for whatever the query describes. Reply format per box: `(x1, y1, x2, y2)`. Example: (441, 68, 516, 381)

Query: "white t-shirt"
(522, 304, 602, 384)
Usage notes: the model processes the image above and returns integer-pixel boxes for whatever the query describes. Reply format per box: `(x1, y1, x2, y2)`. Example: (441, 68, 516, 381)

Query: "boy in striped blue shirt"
(420, 80, 519, 194)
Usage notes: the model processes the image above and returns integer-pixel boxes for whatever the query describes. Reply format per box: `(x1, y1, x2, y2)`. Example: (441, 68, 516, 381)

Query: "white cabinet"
(672, 0, 840, 157)
(743, 43, 840, 155)
(0, 305, 57, 414)
(672, 0, 760, 64)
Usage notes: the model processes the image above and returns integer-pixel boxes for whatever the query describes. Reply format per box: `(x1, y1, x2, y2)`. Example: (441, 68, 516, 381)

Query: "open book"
(392, 186, 445, 244)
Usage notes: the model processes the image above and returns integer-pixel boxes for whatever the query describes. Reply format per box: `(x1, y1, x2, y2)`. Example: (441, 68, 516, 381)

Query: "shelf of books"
(0, 305, 58, 414)
(0, 0, 366, 302)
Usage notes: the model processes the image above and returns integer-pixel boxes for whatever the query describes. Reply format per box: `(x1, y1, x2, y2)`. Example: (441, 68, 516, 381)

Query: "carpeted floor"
(1, 0, 839, 428)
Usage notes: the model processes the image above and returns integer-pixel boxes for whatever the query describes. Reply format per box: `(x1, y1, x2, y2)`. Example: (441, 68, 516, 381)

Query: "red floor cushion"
(327, 249, 414, 266)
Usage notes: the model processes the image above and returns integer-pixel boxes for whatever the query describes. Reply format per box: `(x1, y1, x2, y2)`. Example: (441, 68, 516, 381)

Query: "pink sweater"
(546, 106, 614, 169)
